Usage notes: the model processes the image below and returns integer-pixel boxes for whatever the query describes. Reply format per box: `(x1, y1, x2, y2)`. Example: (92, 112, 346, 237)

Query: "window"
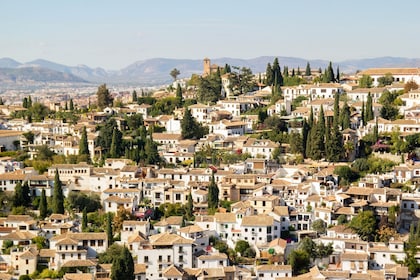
(25, 260, 28, 265)
(179, 256, 183, 262)
(144, 256, 149, 263)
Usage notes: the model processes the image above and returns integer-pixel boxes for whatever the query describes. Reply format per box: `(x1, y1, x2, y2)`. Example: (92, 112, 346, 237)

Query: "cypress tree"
(340, 102, 351, 130)
(82, 207, 88, 232)
(272, 58, 283, 86)
(110, 129, 118, 158)
(208, 172, 219, 209)
(111, 246, 134, 280)
(53, 170, 65, 214)
(13, 182, 24, 207)
(327, 61, 335, 83)
(265, 63, 273, 86)
(366, 93, 374, 122)
(361, 101, 366, 126)
(186, 191, 194, 220)
(64, 102, 68, 111)
(28, 96, 32, 108)
(22, 181, 30, 207)
(69, 99, 74, 111)
(79, 126, 89, 157)
(39, 189, 47, 219)
(145, 137, 160, 165)
(132, 90, 137, 103)
(302, 119, 310, 158)
(312, 106, 326, 160)
(176, 84, 183, 107)
(305, 62, 311, 76)
(305, 107, 315, 158)
(297, 66, 301, 76)
(107, 212, 113, 246)
(336, 66, 340, 82)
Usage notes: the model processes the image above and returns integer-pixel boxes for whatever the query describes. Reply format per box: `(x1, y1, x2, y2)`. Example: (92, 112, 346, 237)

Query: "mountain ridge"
(1, 56, 420, 86)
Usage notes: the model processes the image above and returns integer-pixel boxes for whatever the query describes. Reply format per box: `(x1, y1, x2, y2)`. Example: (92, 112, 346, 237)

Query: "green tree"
(235, 240, 250, 256)
(181, 109, 206, 139)
(340, 102, 351, 129)
(107, 212, 113, 246)
(111, 246, 134, 280)
(110, 128, 119, 158)
(377, 73, 394, 87)
(144, 137, 160, 165)
(336, 66, 340, 82)
(365, 93, 374, 122)
(79, 126, 90, 160)
(311, 219, 327, 235)
(97, 84, 113, 110)
(132, 90, 138, 103)
(305, 62, 311, 76)
(185, 191, 194, 221)
(404, 80, 418, 93)
(265, 63, 273, 85)
(69, 99, 74, 111)
(359, 74, 373, 88)
(13, 182, 24, 208)
(39, 189, 48, 219)
(272, 58, 283, 87)
(197, 72, 221, 103)
(289, 132, 303, 155)
(325, 61, 335, 83)
(175, 83, 183, 107)
(348, 210, 377, 241)
(208, 172, 219, 209)
(82, 207, 88, 232)
(288, 249, 310, 275)
(170, 68, 180, 81)
(52, 170, 65, 214)
(99, 243, 124, 263)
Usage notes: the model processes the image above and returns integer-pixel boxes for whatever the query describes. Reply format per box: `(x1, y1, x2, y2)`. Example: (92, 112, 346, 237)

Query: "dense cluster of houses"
(0, 66, 419, 279)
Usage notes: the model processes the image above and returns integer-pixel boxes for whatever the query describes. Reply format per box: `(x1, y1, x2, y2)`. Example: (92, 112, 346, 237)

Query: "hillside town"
(0, 58, 419, 280)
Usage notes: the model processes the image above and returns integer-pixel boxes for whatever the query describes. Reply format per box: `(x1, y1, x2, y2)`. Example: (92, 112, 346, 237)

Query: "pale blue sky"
(1, 0, 419, 69)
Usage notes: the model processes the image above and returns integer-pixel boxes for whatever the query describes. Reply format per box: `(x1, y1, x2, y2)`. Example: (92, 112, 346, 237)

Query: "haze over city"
(2, 0, 420, 69)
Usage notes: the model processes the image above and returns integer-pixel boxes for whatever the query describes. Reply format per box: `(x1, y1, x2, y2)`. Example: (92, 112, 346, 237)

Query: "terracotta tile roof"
(359, 68, 420, 76)
(268, 238, 287, 248)
(56, 237, 79, 245)
(198, 253, 228, 261)
(214, 213, 236, 223)
(39, 249, 56, 258)
(0, 230, 36, 240)
(149, 232, 194, 246)
(61, 259, 96, 267)
(341, 252, 368, 261)
(63, 273, 94, 280)
(256, 264, 292, 271)
(241, 215, 273, 227)
(178, 225, 204, 234)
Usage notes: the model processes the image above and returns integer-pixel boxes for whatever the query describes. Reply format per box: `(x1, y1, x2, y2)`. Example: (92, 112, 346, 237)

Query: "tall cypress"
(176, 84, 183, 107)
(272, 58, 283, 87)
(265, 63, 273, 86)
(107, 212, 113, 246)
(111, 246, 134, 280)
(208, 172, 219, 209)
(305, 62, 311, 76)
(340, 102, 351, 130)
(302, 119, 310, 158)
(69, 99, 74, 111)
(366, 93, 374, 122)
(336, 66, 340, 82)
(79, 126, 89, 157)
(53, 170, 65, 214)
(82, 207, 88, 232)
(186, 191, 194, 221)
(39, 189, 47, 219)
(306, 107, 314, 158)
(312, 106, 326, 160)
(361, 101, 366, 126)
(110, 129, 118, 158)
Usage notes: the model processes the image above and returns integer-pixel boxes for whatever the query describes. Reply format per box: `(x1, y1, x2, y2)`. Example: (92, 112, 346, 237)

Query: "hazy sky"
(2, 0, 420, 69)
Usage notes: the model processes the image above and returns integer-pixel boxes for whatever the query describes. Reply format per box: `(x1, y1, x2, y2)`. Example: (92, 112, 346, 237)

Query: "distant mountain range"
(1, 56, 420, 87)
